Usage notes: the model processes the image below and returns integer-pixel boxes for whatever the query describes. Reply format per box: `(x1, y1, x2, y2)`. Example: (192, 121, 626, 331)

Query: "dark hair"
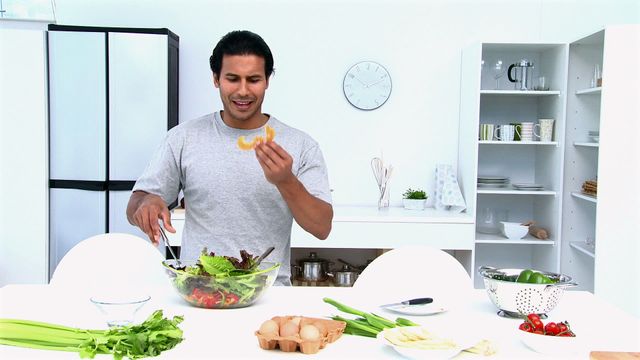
(209, 30, 274, 78)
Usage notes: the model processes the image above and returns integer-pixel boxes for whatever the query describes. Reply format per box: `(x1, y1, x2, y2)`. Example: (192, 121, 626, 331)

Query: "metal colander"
(478, 266, 577, 317)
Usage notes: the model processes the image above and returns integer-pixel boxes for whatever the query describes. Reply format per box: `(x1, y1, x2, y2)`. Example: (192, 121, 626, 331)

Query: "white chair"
(353, 245, 472, 309)
(50, 233, 168, 292)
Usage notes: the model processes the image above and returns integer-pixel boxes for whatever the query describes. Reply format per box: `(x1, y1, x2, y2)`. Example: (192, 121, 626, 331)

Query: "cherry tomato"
(544, 322, 560, 336)
(519, 322, 533, 332)
(526, 314, 544, 331)
(533, 329, 544, 335)
(557, 322, 568, 333)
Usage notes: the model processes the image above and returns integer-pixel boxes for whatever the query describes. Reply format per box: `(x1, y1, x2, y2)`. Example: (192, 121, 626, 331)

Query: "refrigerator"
(47, 25, 179, 278)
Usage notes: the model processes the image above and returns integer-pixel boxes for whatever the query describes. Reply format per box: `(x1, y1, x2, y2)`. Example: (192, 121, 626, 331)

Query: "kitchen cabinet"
(459, 42, 568, 288)
(169, 206, 476, 282)
(459, 25, 640, 317)
(561, 26, 640, 316)
(47, 25, 179, 278)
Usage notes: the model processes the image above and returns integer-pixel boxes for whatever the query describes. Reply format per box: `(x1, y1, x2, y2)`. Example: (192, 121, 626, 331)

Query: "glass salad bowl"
(162, 260, 280, 309)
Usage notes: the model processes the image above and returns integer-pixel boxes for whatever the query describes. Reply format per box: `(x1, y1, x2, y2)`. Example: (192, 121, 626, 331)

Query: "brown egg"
(259, 319, 279, 336)
(290, 316, 302, 326)
(299, 324, 321, 342)
(279, 320, 299, 337)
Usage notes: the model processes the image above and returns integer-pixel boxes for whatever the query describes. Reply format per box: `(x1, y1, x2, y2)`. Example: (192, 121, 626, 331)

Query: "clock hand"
(352, 75, 367, 87)
(366, 77, 388, 87)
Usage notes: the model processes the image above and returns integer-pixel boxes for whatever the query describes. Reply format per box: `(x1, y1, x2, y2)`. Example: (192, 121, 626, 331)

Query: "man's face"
(214, 54, 269, 128)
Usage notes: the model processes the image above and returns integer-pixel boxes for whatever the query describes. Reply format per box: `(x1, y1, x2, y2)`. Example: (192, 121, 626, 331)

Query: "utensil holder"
(378, 185, 390, 210)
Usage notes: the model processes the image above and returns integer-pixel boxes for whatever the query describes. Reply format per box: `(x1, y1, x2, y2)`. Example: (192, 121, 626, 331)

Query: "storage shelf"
(575, 87, 602, 95)
(475, 232, 554, 245)
(479, 140, 559, 146)
(477, 188, 556, 196)
(571, 192, 597, 203)
(570, 241, 595, 258)
(574, 142, 599, 148)
(480, 90, 561, 96)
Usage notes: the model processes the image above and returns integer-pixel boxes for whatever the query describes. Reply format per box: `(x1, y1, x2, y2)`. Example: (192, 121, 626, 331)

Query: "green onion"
(0, 310, 183, 359)
(323, 297, 421, 338)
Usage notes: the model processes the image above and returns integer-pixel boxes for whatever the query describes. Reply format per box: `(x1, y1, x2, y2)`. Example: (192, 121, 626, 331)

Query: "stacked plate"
(512, 183, 545, 191)
(478, 175, 510, 188)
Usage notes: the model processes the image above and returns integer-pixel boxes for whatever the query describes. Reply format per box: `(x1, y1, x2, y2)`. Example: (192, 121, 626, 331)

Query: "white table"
(1, 285, 638, 359)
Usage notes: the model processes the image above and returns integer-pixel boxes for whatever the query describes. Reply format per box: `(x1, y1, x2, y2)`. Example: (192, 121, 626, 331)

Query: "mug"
(510, 123, 522, 141)
(538, 119, 554, 142)
(495, 124, 515, 141)
(520, 122, 540, 141)
(480, 124, 495, 141)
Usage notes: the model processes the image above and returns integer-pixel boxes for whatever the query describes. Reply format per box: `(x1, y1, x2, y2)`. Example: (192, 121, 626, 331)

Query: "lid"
(518, 59, 534, 67)
(300, 252, 326, 263)
(336, 264, 358, 274)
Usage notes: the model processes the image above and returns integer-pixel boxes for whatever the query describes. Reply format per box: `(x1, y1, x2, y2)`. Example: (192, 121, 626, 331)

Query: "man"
(126, 30, 333, 285)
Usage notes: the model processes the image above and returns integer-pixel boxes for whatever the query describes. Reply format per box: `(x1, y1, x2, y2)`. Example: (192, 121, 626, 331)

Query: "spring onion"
(323, 297, 419, 338)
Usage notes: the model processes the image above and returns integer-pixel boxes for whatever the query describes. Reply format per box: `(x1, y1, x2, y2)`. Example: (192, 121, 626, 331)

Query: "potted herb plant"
(402, 188, 428, 210)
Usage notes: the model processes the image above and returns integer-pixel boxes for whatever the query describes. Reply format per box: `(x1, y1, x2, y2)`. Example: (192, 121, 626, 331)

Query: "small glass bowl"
(90, 295, 151, 327)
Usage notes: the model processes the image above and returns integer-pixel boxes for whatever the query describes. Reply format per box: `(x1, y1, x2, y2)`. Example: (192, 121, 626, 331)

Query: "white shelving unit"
(459, 42, 568, 288)
(562, 26, 640, 317)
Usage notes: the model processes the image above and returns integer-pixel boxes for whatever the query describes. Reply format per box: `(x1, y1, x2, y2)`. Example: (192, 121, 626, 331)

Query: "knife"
(380, 297, 433, 308)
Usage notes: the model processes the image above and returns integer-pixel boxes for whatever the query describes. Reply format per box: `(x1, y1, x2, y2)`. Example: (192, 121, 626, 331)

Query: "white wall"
(0, 29, 49, 285)
(50, 0, 639, 207)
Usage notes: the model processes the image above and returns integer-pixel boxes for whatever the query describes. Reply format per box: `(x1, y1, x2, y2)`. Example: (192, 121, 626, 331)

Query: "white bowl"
(500, 222, 529, 239)
(518, 329, 585, 355)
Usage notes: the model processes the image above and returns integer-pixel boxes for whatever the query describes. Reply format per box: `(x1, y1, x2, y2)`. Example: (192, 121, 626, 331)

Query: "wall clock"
(342, 61, 392, 110)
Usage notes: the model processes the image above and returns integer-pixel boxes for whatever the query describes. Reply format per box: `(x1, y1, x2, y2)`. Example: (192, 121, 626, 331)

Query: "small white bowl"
(500, 222, 529, 240)
(518, 329, 585, 355)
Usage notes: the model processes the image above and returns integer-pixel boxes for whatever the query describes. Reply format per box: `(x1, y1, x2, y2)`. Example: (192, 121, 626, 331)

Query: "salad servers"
(159, 225, 181, 267)
(255, 246, 275, 266)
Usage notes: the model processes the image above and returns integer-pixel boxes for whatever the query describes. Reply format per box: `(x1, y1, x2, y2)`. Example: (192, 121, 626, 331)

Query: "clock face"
(343, 61, 392, 110)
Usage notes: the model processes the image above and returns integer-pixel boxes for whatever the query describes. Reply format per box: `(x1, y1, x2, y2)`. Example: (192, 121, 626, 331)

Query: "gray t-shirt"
(133, 112, 332, 285)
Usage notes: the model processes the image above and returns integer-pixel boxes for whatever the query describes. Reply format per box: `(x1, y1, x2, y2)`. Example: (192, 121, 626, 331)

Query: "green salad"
(164, 249, 279, 309)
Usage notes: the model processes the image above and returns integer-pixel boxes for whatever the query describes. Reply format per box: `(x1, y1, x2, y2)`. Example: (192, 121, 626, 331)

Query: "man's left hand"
(254, 141, 295, 185)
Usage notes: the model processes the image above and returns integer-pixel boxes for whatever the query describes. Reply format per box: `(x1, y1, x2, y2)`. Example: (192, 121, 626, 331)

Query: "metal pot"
(327, 265, 359, 287)
(292, 252, 332, 281)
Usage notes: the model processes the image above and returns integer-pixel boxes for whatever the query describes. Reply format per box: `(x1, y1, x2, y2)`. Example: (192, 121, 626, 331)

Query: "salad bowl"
(163, 260, 280, 309)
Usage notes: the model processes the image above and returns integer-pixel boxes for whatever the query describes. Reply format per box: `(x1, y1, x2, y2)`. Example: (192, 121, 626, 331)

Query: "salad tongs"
(159, 226, 182, 267)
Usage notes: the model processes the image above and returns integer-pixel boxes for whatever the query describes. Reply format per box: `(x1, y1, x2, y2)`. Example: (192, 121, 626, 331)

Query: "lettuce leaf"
(198, 253, 236, 276)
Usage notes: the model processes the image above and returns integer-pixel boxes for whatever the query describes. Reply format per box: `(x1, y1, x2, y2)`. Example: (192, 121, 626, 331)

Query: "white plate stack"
(512, 183, 545, 191)
(477, 175, 510, 188)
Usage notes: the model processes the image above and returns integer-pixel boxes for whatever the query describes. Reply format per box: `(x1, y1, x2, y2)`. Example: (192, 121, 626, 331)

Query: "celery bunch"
(0, 310, 183, 359)
(323, 297, 419, 338)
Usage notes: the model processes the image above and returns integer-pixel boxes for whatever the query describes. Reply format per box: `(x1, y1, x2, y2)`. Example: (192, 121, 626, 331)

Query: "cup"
(591, 64, 602, 88)
(479, 124, 495, 141)
(495, 124, 515, 141)
(538, 119, 554, 142)
(510, 123, 522, 141)
(534, 76, 549, 91)
(520, 122, 541, 141)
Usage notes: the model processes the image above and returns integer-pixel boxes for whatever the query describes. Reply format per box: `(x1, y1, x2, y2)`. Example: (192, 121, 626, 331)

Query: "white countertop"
(172, 205, 474, 224)
(1, 285, 638, 359)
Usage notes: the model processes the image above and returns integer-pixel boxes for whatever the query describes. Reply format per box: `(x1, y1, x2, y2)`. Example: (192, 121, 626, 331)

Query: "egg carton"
(255, 315, 346, 354)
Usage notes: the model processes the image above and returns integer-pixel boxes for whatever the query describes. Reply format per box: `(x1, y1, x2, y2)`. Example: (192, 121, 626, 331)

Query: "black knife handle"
(407, 297, 433, 305)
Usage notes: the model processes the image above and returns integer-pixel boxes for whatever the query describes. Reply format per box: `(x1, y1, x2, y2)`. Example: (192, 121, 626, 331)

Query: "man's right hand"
(127, 191, 176, 245)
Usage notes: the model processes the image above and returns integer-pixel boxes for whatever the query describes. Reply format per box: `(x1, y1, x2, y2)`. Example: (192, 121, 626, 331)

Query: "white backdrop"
(49, 0, 639, 206)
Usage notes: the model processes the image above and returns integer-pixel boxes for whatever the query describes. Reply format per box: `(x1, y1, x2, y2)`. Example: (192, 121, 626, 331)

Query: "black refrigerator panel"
(49, 188, 106, 277)
(48, 31, 107, 181)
